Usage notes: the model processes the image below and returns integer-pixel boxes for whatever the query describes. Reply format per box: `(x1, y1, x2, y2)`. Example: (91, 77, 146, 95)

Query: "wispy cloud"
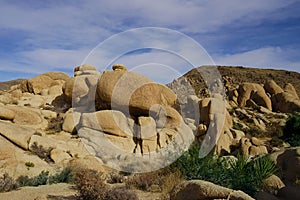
(0, 0, 299, 81)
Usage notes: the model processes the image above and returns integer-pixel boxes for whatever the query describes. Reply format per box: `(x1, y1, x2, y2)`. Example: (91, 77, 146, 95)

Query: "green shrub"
(17, 168, 74, 187)
(173, 145, 278, 196)
(282, 114, 300, 146)
(17, 171, 49, 187)
(73, 168, 108, 200)
(48, 167, 74, 184)
(0, 173, 18, 193)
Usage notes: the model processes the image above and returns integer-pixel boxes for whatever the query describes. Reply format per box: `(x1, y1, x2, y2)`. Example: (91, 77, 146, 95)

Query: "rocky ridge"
(0, 65, 300, 199)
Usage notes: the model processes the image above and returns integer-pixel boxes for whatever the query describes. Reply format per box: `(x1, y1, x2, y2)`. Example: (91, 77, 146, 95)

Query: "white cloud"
(0, 0, 299, 81)
(213, 46, 300, 72)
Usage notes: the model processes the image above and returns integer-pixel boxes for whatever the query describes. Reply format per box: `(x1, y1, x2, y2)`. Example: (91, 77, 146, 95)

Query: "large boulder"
(284, 83, 299, 99)
(81, 110, 133, 137)
(238, 83, 272, 110)
(21, 72, 69, 94)
(170, 180, 254, 200)
(96, 69, 177, 115)
(264, 80, 284, 95)
(62, 74, 100, 108)
(0, 105, 15, 120)
(272, 92, 300, 113)
(0, 120, 36, 150)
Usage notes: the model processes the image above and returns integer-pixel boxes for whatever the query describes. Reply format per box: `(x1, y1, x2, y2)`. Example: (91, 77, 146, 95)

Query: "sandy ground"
(0, 183, 76, 200)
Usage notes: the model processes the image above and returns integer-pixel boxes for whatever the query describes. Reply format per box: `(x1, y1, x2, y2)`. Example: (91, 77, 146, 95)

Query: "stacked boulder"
(62, 64, 193, 163)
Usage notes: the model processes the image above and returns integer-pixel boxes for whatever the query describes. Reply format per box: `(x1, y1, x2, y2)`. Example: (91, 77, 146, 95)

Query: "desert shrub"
(282, 114, 300, 146)
(106, 172, 124, 184)
(46, 115, 63, 134)
(17, 168, 73, 187)
(25, 161, 35, 170)
(73, 168, 108, 200)
(48, 167, 74, 184)
(105, 187, 138, 200)
(173, 144, 278, 196)
(17, 170, 49, 187)
(30, 142, 54, 163)
(125, 172, 158, 191)
(0, 173, 18, 192)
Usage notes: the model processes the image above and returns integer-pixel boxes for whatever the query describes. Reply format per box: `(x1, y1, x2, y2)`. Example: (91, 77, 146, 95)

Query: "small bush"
(73, 168, 108, 200)
(105, 187, 138, 200)
(46, 115, 63, 134)
(0, 173, 18, 193)
(17, 171, 49, 187)
(25, 162, 35, 169)
(282, 114, 300, 146)
(125, 172, 158, 191)
(106, 172, 124, 184)
(30, 142, 54, 163)
(48, 167, 74, 184)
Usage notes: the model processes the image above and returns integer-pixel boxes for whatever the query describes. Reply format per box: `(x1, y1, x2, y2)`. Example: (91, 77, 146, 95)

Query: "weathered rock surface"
(81, 110, 133, 137)
(0, 120, 36, 149)
(21, 72, 69, 94)
(96, 70, 177, 115)
(238, 83, 272, 110)
(171, 180, 254, 200)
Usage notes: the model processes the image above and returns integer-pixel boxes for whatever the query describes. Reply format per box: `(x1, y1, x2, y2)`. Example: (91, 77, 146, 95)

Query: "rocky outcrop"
(238, 83, 272, 110)
(171, 180, 254, 200)
(21, 72, 69, 95)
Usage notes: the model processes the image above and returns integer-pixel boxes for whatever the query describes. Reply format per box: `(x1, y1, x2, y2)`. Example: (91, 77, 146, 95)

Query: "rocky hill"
(1, 65, 300, 200)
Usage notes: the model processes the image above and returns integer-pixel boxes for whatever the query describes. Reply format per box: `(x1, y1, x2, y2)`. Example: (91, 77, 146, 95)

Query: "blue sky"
(0, 0, 299, 83)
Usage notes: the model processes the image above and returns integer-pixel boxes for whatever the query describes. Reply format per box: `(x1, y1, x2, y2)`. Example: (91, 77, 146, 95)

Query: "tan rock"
(81, 110, 133, 137)
(0, 105, 15, 120)
(264, 80, 284, 95)
(238, 83, 271, 110)
(42, 72, 70, 82)
(251, 137, 264, 146)
(48, 85, 63, 96)
(74, 64, 96, 72)
(62, 74, 100, 106)
(21, 72, 69, 94)
(262, 175, 285, 195)
(96, 70, 176, 115)
(50, 149, 71, 164)
(171, 180, 254, 200)
(112, 64, 127, 71)
(231, 129, 245, 141)
(0, 135, 55, 179)
(252, 90, 272, 110)
(62, 110, 81, 133)
(138, 116, 157, 140)
(240, 138, 252, 156)
(6, 106, 43, 125)
(196, 124, 207, 136)
(0, 120, 36, 149)
(249, 145, 268, 157)
(284, 83, 299, 99)
(150, 105, 182, 129)
(272, 92, 300, 113)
